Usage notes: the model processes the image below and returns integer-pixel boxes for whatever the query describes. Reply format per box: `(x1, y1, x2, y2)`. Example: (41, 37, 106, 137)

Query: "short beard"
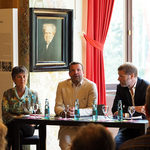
(72, 78, 81, 86)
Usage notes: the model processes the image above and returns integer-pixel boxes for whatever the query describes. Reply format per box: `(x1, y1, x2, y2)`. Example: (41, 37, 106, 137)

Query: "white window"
(104, 0, 150, 89)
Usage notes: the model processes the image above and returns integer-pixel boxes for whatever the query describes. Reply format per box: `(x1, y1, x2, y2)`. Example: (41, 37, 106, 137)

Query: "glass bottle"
(74, 99, 80, 120)
(118, 100, 123, 121)
(45, 98, 50, 119)
(92, 100, 98, 121)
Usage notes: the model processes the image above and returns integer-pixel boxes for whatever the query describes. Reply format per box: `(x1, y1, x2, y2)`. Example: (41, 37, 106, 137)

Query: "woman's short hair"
(71, 123, 115, 150)
(11, 66, 28, 80)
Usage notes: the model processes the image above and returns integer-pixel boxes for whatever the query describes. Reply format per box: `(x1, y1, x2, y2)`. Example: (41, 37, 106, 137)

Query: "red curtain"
(85, 0, 114, 104)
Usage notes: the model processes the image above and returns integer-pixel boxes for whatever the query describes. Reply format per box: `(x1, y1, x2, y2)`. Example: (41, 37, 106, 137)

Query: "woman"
(2, 66, 40, 149)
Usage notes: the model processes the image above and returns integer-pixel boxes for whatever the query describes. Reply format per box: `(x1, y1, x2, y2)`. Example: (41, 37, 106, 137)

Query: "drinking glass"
(64, 105, 70, 118)
(128, 106, 135, 120)
(33, 103, 39, 114)
(102, 105, 109, 118)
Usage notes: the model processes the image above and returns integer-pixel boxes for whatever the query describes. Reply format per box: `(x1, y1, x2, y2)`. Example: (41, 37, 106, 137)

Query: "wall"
(0, 8, 18, 118)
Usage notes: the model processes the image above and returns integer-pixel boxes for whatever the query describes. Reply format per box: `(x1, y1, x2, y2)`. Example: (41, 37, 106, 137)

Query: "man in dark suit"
(111, 62, 149, 150)
(38, 23, 61, 61)
(119, 85, 150, 150)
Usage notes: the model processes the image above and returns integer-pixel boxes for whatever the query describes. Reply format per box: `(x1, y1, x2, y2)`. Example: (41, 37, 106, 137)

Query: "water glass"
(33, 103, 39, 114)
(102, 105, 109, 118)
(64, 105, 70, 118)
(128, 106, 135, 120)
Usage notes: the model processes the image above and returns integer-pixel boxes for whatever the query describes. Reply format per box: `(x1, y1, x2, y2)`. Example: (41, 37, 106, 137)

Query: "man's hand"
(113, 111, 118, 116)
(68, 107, 75, 117)
(113, 111, 126, 117)
(134, 106, 145, 115)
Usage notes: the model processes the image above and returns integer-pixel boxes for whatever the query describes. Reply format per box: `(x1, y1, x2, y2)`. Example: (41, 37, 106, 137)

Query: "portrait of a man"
(38, 20, 62, 62)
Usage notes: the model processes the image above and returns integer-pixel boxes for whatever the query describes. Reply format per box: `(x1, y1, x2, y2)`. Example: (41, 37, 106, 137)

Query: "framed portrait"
(29, 8, 73, 71)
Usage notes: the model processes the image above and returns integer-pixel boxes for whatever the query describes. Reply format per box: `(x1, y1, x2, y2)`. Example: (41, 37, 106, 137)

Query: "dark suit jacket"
(112, 77, 149, 116)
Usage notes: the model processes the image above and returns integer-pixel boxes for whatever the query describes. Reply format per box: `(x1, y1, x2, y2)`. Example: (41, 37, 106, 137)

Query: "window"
(132, 0, 150, 82)
(104, 0, 124, 85)
(104, 0, 150, 89)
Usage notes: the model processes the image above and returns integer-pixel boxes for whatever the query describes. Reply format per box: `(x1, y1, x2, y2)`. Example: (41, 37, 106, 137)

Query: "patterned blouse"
(2, 86, 40, 124)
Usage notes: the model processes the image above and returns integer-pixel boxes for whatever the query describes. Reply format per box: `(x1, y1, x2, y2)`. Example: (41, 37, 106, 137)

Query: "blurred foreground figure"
(71, 123, 115, 150)
(0, 121, 7, 150)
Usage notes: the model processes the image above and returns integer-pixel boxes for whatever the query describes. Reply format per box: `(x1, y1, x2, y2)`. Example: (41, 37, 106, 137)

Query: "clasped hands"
(60, 106, 75, 118)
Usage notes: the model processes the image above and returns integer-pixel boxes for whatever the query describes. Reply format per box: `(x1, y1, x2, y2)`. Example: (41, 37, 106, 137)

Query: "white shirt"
(129, 78, 137, 106)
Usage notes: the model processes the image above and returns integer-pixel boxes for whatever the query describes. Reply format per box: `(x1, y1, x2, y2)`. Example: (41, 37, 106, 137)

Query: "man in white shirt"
(55, 61, 98, 150)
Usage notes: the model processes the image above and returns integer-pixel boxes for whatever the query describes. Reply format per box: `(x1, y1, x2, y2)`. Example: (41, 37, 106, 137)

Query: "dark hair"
(69, 62, 83, 71)
(11, 66, 28, 80)
(71, 123, 115, 150)
(118, 62, 138, 77)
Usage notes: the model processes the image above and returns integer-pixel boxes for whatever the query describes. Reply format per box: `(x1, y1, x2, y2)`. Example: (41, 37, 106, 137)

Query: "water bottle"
(118, 100, 123, 121)
(92, 100, 98, 121)
(45, 98, 50, 119)
(74, 99, 80, 120)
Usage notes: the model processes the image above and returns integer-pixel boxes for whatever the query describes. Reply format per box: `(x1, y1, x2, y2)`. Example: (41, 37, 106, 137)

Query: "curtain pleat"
(85, 0, 115, 104)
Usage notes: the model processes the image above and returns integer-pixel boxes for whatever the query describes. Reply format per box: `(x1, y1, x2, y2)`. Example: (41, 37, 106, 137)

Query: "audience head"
(0, 121, 7, 150)
(69, 62, 84, 86)
(145, 85, 150, 119)
(70, 123, 115, 150)
(11, 66, 28, 88)
(43, 23, 56, 45)
(117, 62, 137, 88)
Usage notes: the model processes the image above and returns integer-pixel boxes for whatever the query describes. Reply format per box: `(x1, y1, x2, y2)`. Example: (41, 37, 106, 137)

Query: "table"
(13, 115, 149, 150)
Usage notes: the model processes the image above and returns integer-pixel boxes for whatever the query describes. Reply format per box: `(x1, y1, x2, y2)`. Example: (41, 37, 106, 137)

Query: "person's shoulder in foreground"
(0, 121, 7, 150)
(70, 123, 115, 150)
(119, 131, 150, 150)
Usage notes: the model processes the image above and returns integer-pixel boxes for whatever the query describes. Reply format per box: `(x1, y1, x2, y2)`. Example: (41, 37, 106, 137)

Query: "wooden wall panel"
(0, 0, 29, 70)
(0, 0, 18, 8)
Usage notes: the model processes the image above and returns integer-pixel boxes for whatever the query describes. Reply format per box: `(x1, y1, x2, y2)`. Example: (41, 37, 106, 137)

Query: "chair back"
(97, 104, 105, 115)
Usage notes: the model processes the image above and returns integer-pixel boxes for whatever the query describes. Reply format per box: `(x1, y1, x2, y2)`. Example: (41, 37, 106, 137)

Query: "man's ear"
(69, 71, 71, 77)
(130, 73, 135, 78)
